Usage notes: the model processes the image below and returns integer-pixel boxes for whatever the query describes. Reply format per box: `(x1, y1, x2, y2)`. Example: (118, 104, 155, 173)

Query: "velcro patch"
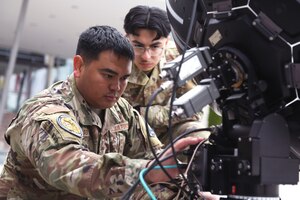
(110, 122, 129, 133)
(57, 114, 83, 138)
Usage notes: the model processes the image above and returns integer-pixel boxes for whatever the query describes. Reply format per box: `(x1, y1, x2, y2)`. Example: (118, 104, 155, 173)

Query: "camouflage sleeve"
(139, 79, 203, 132)
(140, 104, 171, 131)
(20, 110, 153, 198)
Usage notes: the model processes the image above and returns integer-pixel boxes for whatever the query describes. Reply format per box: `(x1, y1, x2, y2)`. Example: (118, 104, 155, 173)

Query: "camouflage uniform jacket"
(122, 42, 202, 141)
(0, 74, 162, 199)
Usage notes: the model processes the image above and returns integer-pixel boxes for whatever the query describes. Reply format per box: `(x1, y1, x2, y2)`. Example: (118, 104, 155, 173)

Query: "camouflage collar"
(128, 64, 161, 86)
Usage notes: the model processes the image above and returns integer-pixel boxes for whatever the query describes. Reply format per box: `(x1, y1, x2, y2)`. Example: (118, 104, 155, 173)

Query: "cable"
(142, 138, 209, 200)
(143, 88, 192, 196)
(165, 0, 200, 195)
(144, 87, 175, 181)
(134, 1, 202, 198)
(121, 127, 212, 199)
(139, 165, 178, 200)
(183, 138, 208, 199)
(185, 138, 208, 176)
(122, 87, 170, 200)
(170, 139, 209, 200)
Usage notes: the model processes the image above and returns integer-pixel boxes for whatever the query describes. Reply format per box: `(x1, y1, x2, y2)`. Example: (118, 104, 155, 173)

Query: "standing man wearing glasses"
(122, 5, 210, 147)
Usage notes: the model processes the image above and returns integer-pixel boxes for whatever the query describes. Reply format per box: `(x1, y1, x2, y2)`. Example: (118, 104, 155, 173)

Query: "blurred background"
(0, 0, 165, 160)
(0, 0, 299, 199)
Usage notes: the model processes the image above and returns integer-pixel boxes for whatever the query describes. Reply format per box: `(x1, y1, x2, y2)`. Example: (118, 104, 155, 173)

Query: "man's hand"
(145, 137, 203, 183)
(200, 192, 221, 200)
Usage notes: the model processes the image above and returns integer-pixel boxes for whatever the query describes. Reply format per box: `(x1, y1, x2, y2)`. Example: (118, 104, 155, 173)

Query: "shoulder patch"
(57, 114, 83, 138)
(110, 122, 129, 133)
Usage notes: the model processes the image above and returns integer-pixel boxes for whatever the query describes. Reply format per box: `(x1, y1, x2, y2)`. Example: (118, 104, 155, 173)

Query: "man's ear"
(161, 36, 170, 50)
(73, 55, 84, 78)
(165, 36, 171, 46)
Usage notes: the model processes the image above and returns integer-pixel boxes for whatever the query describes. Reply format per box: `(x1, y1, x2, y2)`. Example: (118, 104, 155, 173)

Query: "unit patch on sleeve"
(57, 114, 83, 138)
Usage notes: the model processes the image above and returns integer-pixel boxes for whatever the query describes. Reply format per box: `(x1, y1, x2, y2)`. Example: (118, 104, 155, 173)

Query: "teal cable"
(139, 165, 178, 200)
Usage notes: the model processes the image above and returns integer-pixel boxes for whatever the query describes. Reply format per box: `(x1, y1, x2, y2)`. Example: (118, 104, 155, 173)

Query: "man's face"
(74, 50, 131, 109)
(127, 29, 168, 72)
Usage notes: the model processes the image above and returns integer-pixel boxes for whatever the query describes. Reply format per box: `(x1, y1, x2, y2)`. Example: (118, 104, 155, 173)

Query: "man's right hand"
(145, 136, 203, 183)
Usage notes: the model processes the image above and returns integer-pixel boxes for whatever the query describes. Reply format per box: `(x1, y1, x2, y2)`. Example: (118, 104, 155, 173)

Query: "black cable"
(165, 0, 200, 194)
(144, 87, 176, 181)
(144, 87, 192, 196)
(122, 87, 170, 200)
(199, 0, 210, 47)
(123, 0, 203, 198)
(121, 126, 212, 199)
(125, 0, 202, 196)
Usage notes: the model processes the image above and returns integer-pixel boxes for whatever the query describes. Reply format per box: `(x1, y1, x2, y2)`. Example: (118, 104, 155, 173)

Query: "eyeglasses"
(133, 46, 164, 56)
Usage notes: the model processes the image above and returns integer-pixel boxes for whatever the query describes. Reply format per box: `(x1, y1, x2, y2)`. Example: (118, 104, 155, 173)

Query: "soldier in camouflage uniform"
(122, 5, 210, 146)
(0, 25, 203, 199)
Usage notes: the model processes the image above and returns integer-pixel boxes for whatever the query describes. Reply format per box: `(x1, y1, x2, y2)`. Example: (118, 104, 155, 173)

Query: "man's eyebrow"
(132, 40, 162, 46)
(99, 68, 118, 75)
(131, 40, 144, 45)
(99, 68, 131, 77)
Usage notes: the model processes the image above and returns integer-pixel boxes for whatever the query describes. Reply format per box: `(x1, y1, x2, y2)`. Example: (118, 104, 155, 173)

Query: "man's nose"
(110, 79, 120, 91)
(141, 48, 152, 59)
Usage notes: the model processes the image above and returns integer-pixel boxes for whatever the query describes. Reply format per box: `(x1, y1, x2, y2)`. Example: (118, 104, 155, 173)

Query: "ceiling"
(0, 0, 166, 60)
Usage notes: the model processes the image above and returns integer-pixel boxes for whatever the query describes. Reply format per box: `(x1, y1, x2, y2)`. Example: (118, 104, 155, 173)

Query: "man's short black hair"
(123, 5, 171, 40)
(76, 25, 134, 64)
